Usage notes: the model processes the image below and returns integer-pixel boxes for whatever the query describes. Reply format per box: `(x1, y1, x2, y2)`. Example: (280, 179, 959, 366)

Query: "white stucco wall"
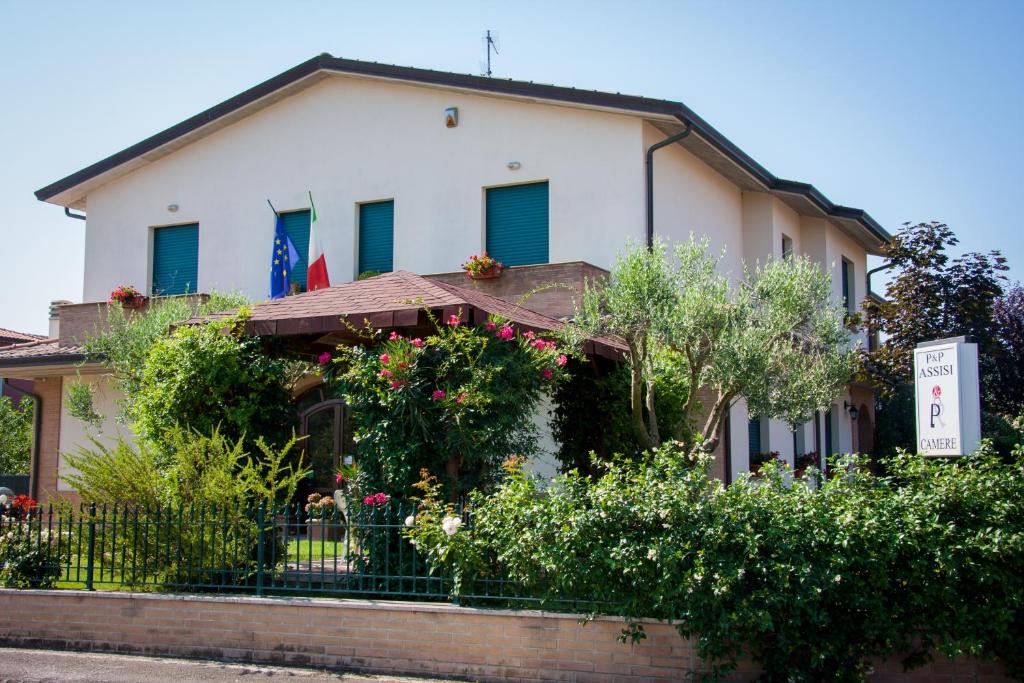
(57, 374, 134, 492)
(82, 75, 648, 302)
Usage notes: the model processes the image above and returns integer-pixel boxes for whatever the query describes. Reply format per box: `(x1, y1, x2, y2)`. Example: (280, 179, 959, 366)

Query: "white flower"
(441, 515, 463, 536)
(0, 495, 7, 505)
(404, 515, 416, 528)
(647, 548, 658, 560)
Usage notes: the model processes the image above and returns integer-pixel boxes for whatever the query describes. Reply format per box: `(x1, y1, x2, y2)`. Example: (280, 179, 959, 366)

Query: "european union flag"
(270, 215, 300, 299)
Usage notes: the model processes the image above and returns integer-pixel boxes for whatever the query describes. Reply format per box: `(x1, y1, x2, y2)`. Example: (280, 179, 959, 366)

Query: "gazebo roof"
(185, 271, 625, 359)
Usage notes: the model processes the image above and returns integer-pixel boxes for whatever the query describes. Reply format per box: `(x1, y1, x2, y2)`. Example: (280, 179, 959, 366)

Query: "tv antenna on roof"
(481, 30, 500, 77)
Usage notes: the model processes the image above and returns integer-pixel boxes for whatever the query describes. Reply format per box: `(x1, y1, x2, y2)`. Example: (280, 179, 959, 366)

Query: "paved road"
(0, 648, 462, 683)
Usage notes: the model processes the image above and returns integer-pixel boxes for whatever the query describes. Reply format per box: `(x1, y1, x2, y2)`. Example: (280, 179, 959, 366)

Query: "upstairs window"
(152, 224, 198, 296)
(281, 210, 311, 290)
(486, 181, 549, 267)
(841, 258, 855, 315)
(359, 200, 394, 275)
(748, 416, 762, 458)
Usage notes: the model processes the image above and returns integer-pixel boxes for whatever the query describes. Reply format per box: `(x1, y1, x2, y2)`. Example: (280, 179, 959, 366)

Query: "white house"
(3, 54, 888, 501)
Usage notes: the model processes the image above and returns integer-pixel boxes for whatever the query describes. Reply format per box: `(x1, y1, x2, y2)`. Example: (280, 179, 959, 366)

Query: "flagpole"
(267, 199, 279, 216)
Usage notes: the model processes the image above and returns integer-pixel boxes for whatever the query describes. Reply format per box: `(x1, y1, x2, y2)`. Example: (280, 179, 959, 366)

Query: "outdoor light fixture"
(507, 161, 521, 170)
(167, 203, 179, 212)
(844, 401, 859, 421)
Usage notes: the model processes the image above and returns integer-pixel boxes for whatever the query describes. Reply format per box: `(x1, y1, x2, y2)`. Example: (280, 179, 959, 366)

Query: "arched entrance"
(296, 385, 355, 495)
(857, 403, 874, 456)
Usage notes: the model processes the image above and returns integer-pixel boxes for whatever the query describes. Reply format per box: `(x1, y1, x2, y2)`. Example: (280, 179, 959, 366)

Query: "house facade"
(6, 55, 888, 501)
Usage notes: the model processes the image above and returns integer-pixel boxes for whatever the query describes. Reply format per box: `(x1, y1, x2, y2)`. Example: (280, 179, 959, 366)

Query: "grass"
(286, 535, 347, 563)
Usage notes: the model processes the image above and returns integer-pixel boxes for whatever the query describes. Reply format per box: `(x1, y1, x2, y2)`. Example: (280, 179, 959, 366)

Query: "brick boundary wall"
(0, 590, 1009, 682)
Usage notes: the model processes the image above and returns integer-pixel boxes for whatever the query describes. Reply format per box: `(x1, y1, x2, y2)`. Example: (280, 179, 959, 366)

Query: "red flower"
(531, 339, 547, 350)
(447, 314, 461, 326)
(496, 324, 514, 341)
(379, 353, 390, 364)
(389, 330, 402, 341)
(379, 368, 393, 378)
(411, 338, 424, 347)
(318, 352, 332, 365)
(523, 330, 535, 340)
(556, 354, 568, 367)
(542, 368, 554, 380)
(456, 392, 468, 404)
(485, 321, 497, 331)
(432, 389, 447, 400)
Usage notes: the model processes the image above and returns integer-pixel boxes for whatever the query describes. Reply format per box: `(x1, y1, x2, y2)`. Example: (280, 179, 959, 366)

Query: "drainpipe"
(64, 207, 86, 221)
(646, 122, 692, 248)
(5, 383, 42, 500)
(866, 261, 893, 299)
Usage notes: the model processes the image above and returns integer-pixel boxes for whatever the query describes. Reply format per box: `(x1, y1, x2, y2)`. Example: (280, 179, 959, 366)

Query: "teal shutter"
(841, 259, 851, 313)
(748, 417, 762, 457)
(152, 224, 198, 296)
(486, 182, 549, 267)
(359, 201, 394, 274)
(281, 210, 311, 289)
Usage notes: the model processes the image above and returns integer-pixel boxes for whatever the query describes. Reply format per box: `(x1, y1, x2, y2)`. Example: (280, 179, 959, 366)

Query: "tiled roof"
(186, 271, 626, 358)
(0, 328, 46, 344)
(0, 338, 87, 367)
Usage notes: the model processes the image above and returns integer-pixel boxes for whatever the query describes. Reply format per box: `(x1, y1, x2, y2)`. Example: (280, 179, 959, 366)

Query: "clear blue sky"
(1, 0, 1021, 334)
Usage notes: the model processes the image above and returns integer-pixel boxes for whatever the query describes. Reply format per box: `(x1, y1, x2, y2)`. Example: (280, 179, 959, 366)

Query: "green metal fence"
(0, 499, 540, 607)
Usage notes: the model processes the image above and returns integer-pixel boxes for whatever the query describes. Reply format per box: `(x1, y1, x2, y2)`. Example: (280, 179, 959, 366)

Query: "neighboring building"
(0, 327, 45, 409)
(9, 55, 888, 501)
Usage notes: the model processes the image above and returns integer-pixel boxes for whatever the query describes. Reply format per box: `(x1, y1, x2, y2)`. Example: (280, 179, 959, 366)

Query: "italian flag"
(306, 191, 331, 291)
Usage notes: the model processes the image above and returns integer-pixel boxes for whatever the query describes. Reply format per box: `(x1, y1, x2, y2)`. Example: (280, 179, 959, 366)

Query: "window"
(152, 224, 198, 296)
(748, 416, 762, 458)
(281, 210, 311, 290)
(781, 234, 793, 260)
(841, 258, 855, 315)
(824, 407, 834, 456)
(486, 181, 549, 267)
(358, 200, 394, 275)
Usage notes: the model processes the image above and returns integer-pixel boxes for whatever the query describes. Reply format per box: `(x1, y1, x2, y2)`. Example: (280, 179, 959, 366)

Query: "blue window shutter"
(359, 201, 394, 274)
(486, 182, 549, 267)
(841, 259, 851, 312)
(748, 417, 762, 457)
(281, 210, 311, 289)
(152, 224, 198, 296)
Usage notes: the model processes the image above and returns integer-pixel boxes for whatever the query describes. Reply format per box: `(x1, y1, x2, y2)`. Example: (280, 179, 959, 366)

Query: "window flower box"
(109, 285, 146, 309)
(462, 253, 504, 280)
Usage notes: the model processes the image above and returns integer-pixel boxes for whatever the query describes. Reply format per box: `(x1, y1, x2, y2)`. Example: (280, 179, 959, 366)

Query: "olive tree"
(573, 237, 856, 453)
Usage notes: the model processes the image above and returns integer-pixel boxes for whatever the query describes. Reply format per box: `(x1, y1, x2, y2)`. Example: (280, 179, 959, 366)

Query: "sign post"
(913, 336, 981, 456)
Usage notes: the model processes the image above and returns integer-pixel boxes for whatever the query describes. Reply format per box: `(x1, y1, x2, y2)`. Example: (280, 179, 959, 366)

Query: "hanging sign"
(913, 337, 981, 456)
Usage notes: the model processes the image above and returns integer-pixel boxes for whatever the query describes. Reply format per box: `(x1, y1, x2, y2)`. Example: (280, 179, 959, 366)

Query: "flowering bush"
(362, 492, 390, 506)
(0, 497, 59, 588)
(326, 311, 569, 497)
(460, 252, 502, 277)
(109, 284, 145, 307)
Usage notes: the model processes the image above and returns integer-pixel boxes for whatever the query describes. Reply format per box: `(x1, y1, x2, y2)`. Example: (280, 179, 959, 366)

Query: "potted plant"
(461, 252, 504, 280)
(304, 492, 342, 542)
(109, 285, 146, 309)
(794, 450, 821, 478)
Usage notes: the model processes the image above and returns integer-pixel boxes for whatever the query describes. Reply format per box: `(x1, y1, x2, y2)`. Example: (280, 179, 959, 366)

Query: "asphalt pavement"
(0, 648, 465, 683)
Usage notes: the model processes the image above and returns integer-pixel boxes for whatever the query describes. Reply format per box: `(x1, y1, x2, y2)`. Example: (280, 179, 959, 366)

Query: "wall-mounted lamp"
(167, 204, 179, 213)
(843, 401, 859, 421)
(506, 161, 521, 170)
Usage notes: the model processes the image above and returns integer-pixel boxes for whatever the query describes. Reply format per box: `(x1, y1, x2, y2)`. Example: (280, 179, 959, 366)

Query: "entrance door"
(299, 399, 353, 493)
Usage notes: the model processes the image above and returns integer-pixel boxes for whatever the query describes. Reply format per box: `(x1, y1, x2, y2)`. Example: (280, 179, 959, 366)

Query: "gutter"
(866, 261, 894, 300)
(646, 122, 692, 247)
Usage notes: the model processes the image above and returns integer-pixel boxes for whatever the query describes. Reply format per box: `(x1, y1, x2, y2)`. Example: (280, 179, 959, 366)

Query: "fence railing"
(0, 499, 545, 607)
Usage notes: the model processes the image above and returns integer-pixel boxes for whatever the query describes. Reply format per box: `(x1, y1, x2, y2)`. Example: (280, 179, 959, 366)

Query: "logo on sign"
(930, 385, 945, 428)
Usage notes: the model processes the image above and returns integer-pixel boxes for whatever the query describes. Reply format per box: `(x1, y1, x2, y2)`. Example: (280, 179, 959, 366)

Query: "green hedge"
(410, 444, 1024, 681)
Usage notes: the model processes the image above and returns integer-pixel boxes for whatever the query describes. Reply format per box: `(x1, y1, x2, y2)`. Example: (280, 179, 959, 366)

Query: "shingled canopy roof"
(185, 271, 625, 359)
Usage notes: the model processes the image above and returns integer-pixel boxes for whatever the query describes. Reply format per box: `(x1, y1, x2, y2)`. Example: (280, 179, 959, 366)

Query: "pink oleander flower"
(379, 353, 390, 364)
(389, 330, 402, 341)
(390, 380, 406, 389)
(411, 338, 424, 347)
(318, 352, 332, 365)
(542, 368, 554, 380)
(497, 324, 514, 341)
(556, 354, 568, 367)
(456, 392, 468, 404)
(447, 314, 461, 326)
(485, 321, 497, 331)
(523, 330, 535, 340)
(545, 340, 557, 350)
(432, 389, 447, 400)
(335, 473, 344, 485)
(531, 339, 547, 350)
(398, 361, 407, 369)
(379, 368, 393, 378)
(363, 492, 390, 506)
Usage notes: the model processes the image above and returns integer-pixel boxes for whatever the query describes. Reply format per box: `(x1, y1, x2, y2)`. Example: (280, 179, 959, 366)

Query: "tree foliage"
(992, 284, 1024, 415)
(0, 396, 32, 474)
(572, 237, 855, 454)
(863, 222, 1007, 399)
(132, 317, 294, 453)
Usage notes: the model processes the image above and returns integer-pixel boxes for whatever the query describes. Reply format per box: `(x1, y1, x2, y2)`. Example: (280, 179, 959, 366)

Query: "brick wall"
(28, 376, 62, 503)
(426, 262, 608, 321)
(0, 591, 1008, 681)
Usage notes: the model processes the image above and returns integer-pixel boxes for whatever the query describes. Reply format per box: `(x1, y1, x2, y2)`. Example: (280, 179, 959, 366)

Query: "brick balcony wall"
(425, 261, 608, 321)
(0, 591, 1009, 682)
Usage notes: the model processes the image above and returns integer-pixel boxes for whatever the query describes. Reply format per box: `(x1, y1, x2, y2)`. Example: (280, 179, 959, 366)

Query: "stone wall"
(0, 591, 1009, 682)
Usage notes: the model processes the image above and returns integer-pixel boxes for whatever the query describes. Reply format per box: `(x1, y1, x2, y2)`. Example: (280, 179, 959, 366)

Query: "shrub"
(0, 496, 60, 588)
(409, 443, 1024, 680)
(0, 396, 33, 474)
